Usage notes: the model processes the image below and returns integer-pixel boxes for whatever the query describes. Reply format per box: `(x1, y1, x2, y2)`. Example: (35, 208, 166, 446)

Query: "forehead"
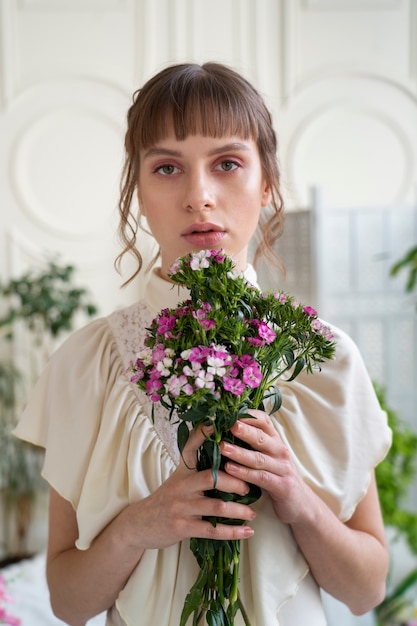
(141, 133, 259, 159)
(136, 97, 258, 151)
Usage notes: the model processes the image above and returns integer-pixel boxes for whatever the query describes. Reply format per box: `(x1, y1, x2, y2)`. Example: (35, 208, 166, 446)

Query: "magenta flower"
(257, 321, 276, 343)
(303, 305, 317, 317)
(157, 315, 177, 336)
(223, 377, 246, 395)
(247, 337, 265, 347)
(242, 364, 263, 388)
(146, 376, 163, 401)
(200, 319, 216, 331)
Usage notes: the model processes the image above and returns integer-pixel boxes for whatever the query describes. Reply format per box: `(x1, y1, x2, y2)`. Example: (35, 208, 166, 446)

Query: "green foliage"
(390, 244, 417, 296)
(374, 382, 417, 555)
(375, 567, 417, 625)
(0, 259, 98, 503)
(0, 260, 98, 338)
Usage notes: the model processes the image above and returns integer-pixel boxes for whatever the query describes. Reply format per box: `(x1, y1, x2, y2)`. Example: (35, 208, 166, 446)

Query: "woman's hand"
(220, 409, 309, 523)
(47, 423, 256, 625)
(220, 409, 389, 616)
(129, 424, 256, 551)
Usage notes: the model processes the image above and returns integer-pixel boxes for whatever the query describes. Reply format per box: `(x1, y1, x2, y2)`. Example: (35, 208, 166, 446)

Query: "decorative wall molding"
(18, 0, 128, 9)
(410, 0, 417, 91)
(278, 72, 417, 207)
(0, 0, 17, 109)
(302, 0, 402, 9)
(287, 105, 413, 207)
(11, 106, 123, 239)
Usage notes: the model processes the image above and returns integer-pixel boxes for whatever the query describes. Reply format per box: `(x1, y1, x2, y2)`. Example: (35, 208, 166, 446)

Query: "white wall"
(1, 2, 416, 623)
(1, 0, 416, 313)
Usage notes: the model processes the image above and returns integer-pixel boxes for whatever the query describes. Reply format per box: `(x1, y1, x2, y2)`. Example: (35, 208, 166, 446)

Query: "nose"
(183, 169, 215, 212)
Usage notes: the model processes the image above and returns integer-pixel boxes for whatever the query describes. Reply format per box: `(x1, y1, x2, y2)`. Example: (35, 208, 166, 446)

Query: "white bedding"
(0, 552, 106, 625)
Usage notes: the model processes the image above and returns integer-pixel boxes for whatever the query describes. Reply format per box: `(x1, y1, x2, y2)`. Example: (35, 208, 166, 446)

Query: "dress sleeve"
(271, 324, 392, 522)
(13, 318, 131, 508)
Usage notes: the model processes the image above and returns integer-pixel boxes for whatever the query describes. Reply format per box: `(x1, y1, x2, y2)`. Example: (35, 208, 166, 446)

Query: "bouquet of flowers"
(129, 249, 336, 626)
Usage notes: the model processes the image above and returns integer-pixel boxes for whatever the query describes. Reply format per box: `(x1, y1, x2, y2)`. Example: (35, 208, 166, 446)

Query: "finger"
(229, 418, 275, 454)
(194, 520, 255, 541)
(240, 409, 277, 436)
(196, 468, 252, 498)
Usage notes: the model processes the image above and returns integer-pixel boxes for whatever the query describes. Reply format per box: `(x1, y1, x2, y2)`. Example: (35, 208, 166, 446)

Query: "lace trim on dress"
(107, 301, 180, 465)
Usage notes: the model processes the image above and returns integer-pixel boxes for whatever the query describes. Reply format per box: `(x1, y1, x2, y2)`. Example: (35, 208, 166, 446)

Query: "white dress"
(14, 267, 391, 626)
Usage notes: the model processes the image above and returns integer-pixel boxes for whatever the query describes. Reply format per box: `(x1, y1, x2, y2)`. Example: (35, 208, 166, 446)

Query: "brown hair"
(115, 62, 284, 285)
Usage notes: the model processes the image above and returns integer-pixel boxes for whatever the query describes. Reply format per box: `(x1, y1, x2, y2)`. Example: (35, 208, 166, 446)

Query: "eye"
(154, 164, 180, 176)
(217, 160, 240, 172)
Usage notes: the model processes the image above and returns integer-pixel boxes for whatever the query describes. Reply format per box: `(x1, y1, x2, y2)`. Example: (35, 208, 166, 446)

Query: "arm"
(221, 410, 389, 615)
(46, 425, 256, 626)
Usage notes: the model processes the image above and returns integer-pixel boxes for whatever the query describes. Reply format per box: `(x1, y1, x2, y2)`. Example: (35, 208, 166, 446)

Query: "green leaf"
(287, 357, 305, 381)
(266, 387, 282, 413)
(177, 421, 190, 455)
(180, 405, 208, 423)
(212, 441, 221, 488)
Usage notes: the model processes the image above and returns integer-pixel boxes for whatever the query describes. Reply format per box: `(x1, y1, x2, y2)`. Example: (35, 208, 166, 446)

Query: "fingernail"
(243, 527, 254, 537)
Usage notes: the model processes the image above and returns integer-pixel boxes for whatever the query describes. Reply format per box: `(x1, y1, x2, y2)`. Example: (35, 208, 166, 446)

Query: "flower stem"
(237, 593, 252, 626)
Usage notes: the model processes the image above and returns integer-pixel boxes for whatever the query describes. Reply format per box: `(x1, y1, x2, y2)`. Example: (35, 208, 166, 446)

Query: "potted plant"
(0, 260, 97, 562)
(373, 243, 417, 625)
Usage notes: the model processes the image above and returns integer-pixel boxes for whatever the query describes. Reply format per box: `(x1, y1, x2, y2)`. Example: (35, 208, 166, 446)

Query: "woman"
(14, 62, 391, 626)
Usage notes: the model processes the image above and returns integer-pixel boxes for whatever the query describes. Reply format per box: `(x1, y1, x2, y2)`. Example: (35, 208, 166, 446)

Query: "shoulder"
(52, 300, 150, 365)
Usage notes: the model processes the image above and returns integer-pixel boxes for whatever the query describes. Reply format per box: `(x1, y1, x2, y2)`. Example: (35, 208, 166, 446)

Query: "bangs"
(133, 64, 260, 149)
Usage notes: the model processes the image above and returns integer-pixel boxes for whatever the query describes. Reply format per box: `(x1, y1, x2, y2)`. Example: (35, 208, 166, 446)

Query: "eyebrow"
(143, 142, 251, 160)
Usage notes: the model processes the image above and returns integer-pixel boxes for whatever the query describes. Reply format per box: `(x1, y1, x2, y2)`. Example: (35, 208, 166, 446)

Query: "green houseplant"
(0, 260, 97, 561)
(374, 243, 417, 626)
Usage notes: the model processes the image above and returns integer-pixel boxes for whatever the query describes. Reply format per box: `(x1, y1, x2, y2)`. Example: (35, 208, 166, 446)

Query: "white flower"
(190, 250, 211, 270)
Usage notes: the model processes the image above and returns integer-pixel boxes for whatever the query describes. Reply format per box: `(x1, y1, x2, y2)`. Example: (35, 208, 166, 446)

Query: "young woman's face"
(138, 133, 272, 278)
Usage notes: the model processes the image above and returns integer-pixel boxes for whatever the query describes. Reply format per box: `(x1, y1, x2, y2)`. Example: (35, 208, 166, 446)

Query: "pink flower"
(146, 376, 163, 401)
(223, 377, 246, 395)
(303, 305, 317, 317)
(257, 321, 276, 343)
(0, 576, 20, 625)
(157, 315, 177, 336)
(151, 344, 170, 363)
(311, 319, 334, 340)
(188, 346, 210, 363)
(200, 319, 216, 331)
(190, 250, 211, 270)
(242, 364, 263, 388)
(195, 370, 215, 390)
(274, 292, 287, 304)
(167, 375, 193, 397)
(169, 259, 181, 274)
(236, 354, 256, 368)
(130, 370, 144, 383)
(207, 355, 227, 377)
(0, 607, 21, 625)
(209, 249, 225, 263)
(247, 337, 265, 347)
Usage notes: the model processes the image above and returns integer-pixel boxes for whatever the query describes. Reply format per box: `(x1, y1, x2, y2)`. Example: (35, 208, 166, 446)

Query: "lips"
(182, 223, 226, 246)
